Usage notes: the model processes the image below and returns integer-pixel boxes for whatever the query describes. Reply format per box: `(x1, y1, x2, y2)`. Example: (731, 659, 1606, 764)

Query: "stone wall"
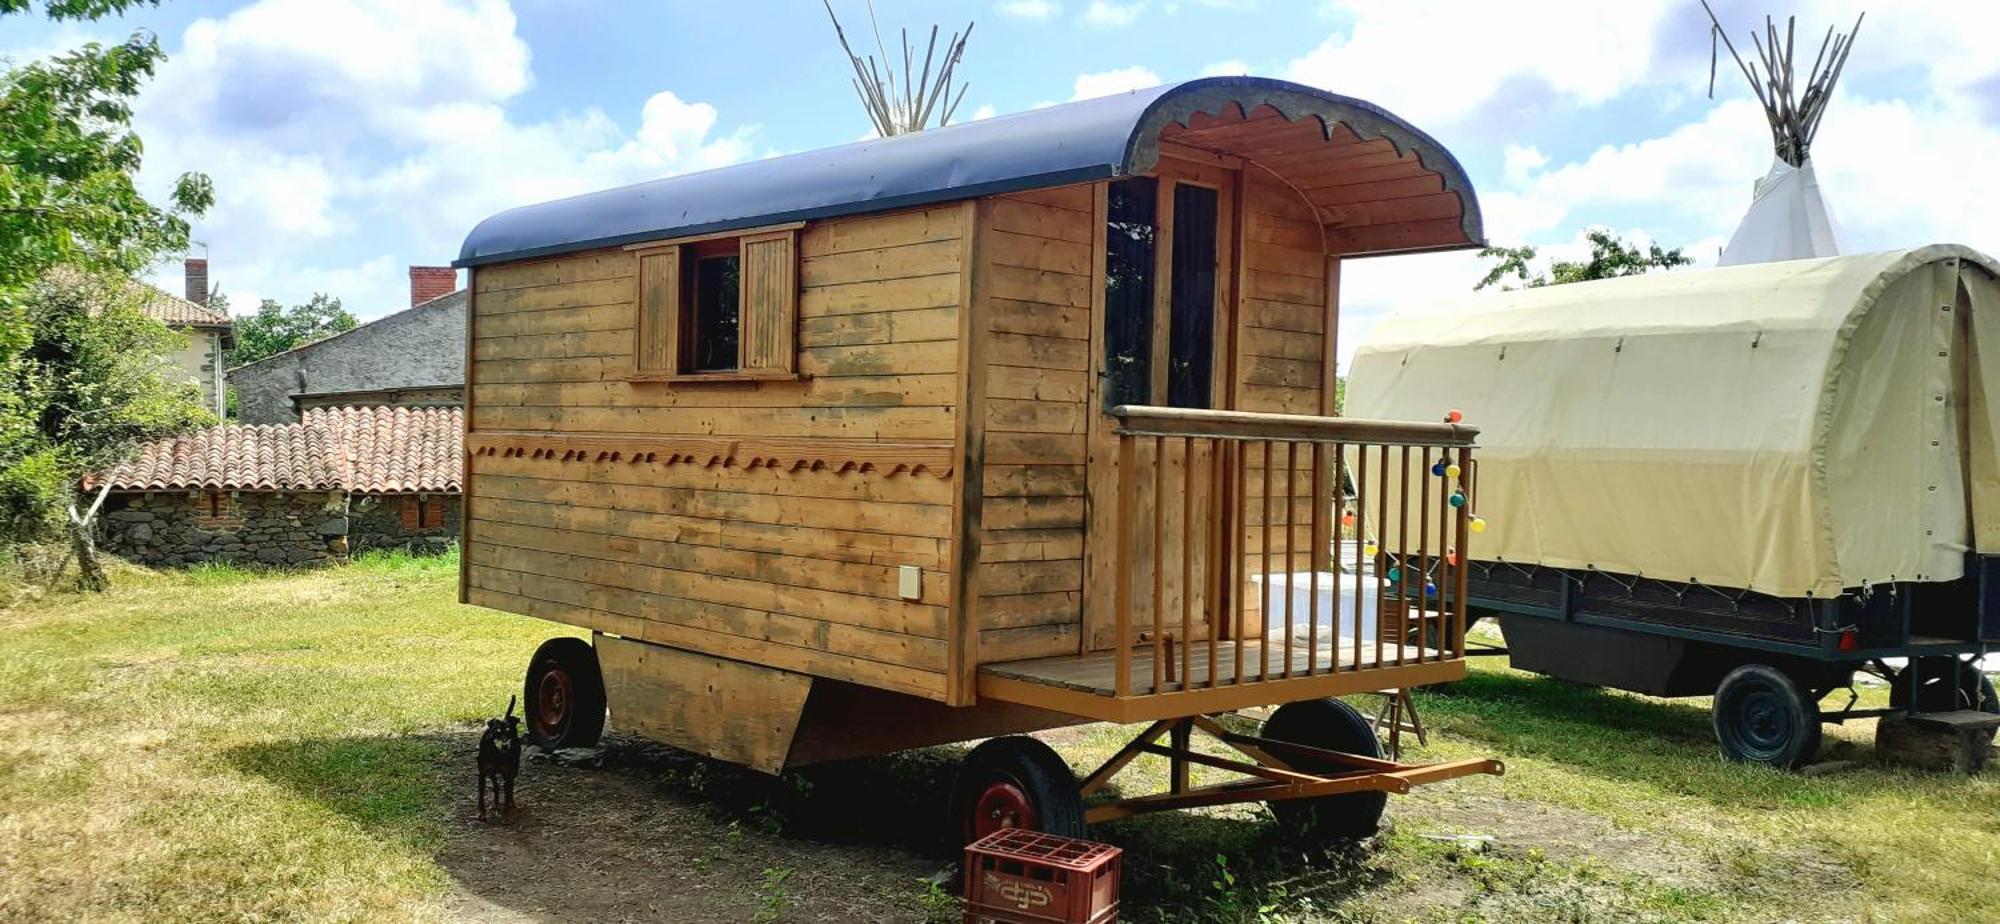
(99, 491, 349, 567)
(348, 493, 460, 554)
(228, 290, 466, 425)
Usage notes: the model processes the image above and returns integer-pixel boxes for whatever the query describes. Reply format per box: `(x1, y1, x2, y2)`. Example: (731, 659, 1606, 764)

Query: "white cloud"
(1500, 144, 1548, 185)
(996, 0, 1060, 21)
(1070, 66, 1161, 101)
(1081, 0, 1144, 28)
(128, 0, 758, 321)
(1287, 0, 1677, 126)
(1199, 60, 1250, 78)
(968, 104, 999, 121)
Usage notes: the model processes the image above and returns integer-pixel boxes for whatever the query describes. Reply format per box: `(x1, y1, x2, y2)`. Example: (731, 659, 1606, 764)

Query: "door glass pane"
(692, 254, 741, 371)
(1104, 177, 1157, 411)
(1168, 183, 1218, 409)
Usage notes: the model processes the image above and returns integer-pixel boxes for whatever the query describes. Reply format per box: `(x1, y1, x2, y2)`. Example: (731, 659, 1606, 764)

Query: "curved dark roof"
(456, 76, 1482, 268)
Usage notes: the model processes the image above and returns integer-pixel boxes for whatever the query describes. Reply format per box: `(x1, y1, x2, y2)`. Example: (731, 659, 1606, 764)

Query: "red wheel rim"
(968, 779, 1038, 842)
(534, 666, 571, 740)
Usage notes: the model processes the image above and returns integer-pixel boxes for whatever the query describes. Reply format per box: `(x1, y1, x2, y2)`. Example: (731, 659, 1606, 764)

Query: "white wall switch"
(899, 565, 922, 601)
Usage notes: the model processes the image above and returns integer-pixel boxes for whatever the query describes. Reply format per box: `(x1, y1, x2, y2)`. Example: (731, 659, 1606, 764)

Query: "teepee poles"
(823, 0, 975, 137)
(1701, 1, 1863, 168)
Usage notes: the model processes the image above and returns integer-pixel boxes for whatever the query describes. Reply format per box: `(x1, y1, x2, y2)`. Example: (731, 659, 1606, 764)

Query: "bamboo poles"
(823, 1, 975, 137)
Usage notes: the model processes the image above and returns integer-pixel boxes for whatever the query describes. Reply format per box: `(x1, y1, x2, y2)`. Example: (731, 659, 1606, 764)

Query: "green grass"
(0, 555, 1993, 922)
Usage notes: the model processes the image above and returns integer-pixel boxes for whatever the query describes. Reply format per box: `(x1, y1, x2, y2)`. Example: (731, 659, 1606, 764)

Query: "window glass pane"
(1104, 177, 1157, 411)
(693, 254, 740, 372)
(1167, 183, 1218, 409)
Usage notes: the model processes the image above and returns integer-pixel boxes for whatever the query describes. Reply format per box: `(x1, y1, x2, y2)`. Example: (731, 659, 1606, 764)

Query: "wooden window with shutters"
(630, 225, 799, 381)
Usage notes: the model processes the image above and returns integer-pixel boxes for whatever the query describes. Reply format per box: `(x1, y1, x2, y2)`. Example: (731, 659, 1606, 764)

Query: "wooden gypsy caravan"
(454, 77, 1502, 842)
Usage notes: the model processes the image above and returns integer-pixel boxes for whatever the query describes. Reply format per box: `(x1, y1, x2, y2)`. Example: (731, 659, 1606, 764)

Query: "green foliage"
(0, 33, 212, 299)
(1475, 229, 1693, 291)
(0, 0, 160, 20)
(227, 294, 357, 367)
(0, 270, 214, 542)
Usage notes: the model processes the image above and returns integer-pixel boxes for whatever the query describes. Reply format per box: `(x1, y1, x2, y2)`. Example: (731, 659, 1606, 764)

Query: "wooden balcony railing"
(1107, 405, 1478, 699)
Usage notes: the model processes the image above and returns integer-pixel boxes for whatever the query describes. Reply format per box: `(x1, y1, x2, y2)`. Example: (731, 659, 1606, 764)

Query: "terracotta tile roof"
(99, 406, 462, 494)
(140, 285, 233, 328)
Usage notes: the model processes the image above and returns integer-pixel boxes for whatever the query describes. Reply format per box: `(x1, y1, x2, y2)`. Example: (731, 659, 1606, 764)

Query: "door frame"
(1082, 155, 1245, 652)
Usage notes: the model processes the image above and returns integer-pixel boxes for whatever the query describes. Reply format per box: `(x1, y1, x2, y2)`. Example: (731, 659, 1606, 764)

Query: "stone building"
(228, 265, 466, 425)
(94, 406, 462, 567)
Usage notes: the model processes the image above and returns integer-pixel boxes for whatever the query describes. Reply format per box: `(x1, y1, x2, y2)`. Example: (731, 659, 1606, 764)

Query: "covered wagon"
(1350, 246, 2000, 767)
(454, 76, 1502, 842)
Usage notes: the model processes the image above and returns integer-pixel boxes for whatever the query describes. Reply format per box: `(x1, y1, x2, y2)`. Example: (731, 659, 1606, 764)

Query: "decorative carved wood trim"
(466, 431, 955, 478)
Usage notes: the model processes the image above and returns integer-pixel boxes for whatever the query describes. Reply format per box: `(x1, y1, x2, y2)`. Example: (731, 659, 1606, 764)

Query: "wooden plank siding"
(969, 185, 1095, 665)
(464, 203, 968, 701)
(1229, 171, 1334, 623)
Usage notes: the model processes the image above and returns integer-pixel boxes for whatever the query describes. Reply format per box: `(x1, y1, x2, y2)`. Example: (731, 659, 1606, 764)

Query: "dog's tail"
(505, 694, 517, 719)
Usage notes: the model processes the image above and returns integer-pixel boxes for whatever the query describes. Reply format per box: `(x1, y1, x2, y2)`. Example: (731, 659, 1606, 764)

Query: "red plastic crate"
(963, 829, 1121, 924)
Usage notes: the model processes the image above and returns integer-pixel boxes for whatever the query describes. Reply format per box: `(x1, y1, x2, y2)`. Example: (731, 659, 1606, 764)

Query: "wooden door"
(1082, 158, 1239, 651)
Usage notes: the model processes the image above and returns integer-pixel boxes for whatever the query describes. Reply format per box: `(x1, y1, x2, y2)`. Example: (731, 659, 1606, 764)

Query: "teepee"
(1702, 3, 1863, 266)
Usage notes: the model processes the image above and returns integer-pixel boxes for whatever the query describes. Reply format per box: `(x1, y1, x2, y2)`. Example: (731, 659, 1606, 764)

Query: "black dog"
(478, 695, 522, 820)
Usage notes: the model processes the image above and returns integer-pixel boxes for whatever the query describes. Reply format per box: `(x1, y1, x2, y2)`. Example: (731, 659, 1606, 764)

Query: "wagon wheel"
(948, 736, 1085, 846)
(522, 637, 607, 750)
(1889, 658, 2000, 715)
(1712, 664, 1821, 770)
(1261, 698, 1389, 842)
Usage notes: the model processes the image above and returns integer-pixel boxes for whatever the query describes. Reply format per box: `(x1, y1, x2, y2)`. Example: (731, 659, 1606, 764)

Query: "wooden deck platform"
(976, 634, 1465, 723)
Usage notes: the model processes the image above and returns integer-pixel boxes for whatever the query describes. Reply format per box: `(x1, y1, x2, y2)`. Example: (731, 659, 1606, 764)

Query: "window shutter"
(635, 247, 681, 375)
(400, 497, 419, 529)
(737, 230, 797, 373)
(424, 499, 444, 529)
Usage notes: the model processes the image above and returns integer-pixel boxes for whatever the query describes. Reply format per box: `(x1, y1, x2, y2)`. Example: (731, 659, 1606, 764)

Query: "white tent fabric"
(1718, 157, 1843, 266)
(1348, 245, 2000, 599)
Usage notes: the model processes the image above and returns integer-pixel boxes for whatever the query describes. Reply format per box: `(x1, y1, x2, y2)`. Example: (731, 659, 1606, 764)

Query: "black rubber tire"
(522, 637, 607, 750)
(1889, 658, 1999, 715)
(1261, 698, 1389, 842)
(1713, 664, 1821, 770)
(947, 736, 1086, 846)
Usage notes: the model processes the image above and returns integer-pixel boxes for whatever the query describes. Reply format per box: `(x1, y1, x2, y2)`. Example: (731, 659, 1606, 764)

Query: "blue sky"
(4, 0, 1997, 361)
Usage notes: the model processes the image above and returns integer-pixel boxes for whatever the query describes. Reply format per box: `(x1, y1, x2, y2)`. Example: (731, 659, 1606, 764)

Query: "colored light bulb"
(1449, 492, 1466, 508)
(1447, 550, 1460, 566)
(1445, 409, 1464, 423)
(1386, 566, 1401, 583)
(1470, 516, 1487, 533)
(1445, 463, 1462, 479)
(1424, 581, 1438, 596)
(1363, 541, 1379, 558)
(1431, 461, 1446, 477)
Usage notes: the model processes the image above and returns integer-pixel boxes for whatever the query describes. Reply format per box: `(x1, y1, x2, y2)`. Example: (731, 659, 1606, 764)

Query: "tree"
(1475, 229, 1692, 291)
(0, 270, 215, 544)
(0, 33, 212, 303)
(226, 294, 357, 367)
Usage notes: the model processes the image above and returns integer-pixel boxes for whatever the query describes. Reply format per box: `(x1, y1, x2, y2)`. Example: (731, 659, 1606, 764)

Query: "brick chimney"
(184, 258, 209, 307)
(409, 265, 457, 306)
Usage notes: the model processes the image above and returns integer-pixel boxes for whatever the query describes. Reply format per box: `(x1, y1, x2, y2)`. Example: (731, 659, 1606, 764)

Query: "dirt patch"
(437, 735, 952, 923)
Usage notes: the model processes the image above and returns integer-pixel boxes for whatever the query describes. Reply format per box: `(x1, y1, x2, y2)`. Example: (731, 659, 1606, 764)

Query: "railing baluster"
(1115, 434, 1135, 697)
(1437, 451, 1451, 663)
(1207, 438, 1221, 690)
(1353, 442, 1367, 673)
(1397, 445, 1411, 667)
(1152, 436, 1166, 694)
(1282, 440, 1297, 679)
(1375, 443, 1389, 671)
(1180, 435, 1194, 691)
(1224, 440, 1240, 684)
(1456, 445, 1473, 659)
(1311, 442, 1327, 677)
(1417, 449, 1431, 664)
(1259, 439, 1273, 682)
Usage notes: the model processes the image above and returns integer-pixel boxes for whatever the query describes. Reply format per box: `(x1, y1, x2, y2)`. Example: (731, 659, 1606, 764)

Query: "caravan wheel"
(1713, 664, 1821, 769)
(523, 637, 606, 750)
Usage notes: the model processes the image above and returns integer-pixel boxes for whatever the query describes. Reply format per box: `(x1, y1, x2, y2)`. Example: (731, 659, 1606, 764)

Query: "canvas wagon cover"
(1349, 245, 2000, 598)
